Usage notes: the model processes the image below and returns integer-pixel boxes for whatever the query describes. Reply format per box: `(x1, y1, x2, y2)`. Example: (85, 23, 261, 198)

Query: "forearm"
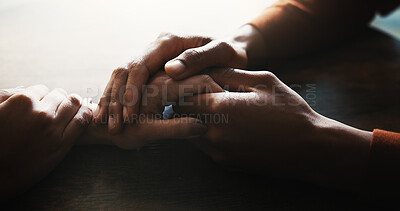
(248, 0, 381, 64)
(309, 113, 372, 190)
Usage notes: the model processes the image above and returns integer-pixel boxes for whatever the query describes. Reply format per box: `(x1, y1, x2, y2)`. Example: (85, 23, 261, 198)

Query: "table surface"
(3, 27, 399, 210)
(2, 1, 400, 210)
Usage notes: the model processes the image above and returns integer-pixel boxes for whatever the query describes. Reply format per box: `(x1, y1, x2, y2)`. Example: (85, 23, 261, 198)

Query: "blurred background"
(0, 0, 399, 102)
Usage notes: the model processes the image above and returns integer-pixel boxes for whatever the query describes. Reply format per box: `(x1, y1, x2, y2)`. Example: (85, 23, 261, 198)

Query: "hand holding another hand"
(176, 68, 372, 189)
(82, 71, 224, 149)
(95, 25, 265, 135)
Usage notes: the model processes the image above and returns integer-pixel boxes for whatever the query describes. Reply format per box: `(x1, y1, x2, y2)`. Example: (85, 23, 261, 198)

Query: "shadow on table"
(4, 28, 400, 210)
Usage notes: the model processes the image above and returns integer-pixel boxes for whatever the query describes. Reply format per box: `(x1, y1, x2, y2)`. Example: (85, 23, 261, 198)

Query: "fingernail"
(165, 60, 186, 76)
(189, 123, 208, 137)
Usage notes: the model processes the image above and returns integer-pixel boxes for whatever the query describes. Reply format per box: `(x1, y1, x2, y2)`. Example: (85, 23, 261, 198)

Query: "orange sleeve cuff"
(365, 129, 400, 194)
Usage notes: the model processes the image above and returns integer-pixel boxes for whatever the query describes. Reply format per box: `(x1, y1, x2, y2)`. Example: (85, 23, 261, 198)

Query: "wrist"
(230, 24, 267, 70)
(309, 113, 372, 189)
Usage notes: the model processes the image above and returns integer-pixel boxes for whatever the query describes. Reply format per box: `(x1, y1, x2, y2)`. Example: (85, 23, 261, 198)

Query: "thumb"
(165, 41, 247, 80)
(207, 68, 278, 91)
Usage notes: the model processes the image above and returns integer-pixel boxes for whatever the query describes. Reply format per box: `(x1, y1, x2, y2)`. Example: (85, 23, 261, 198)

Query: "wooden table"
(2, 27, 399, 209)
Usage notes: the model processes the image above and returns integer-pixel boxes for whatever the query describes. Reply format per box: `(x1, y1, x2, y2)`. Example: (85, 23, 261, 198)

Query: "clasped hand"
(1, 28, 371, 200)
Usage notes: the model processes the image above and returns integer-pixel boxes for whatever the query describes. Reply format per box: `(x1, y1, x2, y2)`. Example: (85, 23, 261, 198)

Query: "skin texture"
(175, 68, 372, 190)
(0, 85, 92, 201)
(0, 72, 372, 198)
(95, 25, 266, 135)
(81, 72, 224, 149)
(93, 22, 374, 189)
(86, 67, 372, 190)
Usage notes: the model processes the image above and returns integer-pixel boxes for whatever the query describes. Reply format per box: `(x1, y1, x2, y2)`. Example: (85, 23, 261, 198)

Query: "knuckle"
(108, 101, 120, 113)
(126, 61, 149, 82)
(0, 89, 11, 97)
(35, 110, 54, 125)
(217, 41, 235, 55)
(80, 107, 93, 120)
(123, 91, 138, 108)
(157, 32, 179, 45)
(127, 61, 140, 70)
(110, 89, 124, 104)
(74, 115, 86, 126)
(75, 110, 92, 126)
(83, 106, 93, 115)
(260, 71, 277, 82)
(216, 41, 233, 50)
(67, 94, 82, 106)
(183, 48, 204, 64)
(112, 67, 128, 77)
(11, 93, 34, 106)
(110, 93, 122, 104)
(157, 32, 173, 38)
(123, 91, 133, 104)
(129, 62, 149, 78)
